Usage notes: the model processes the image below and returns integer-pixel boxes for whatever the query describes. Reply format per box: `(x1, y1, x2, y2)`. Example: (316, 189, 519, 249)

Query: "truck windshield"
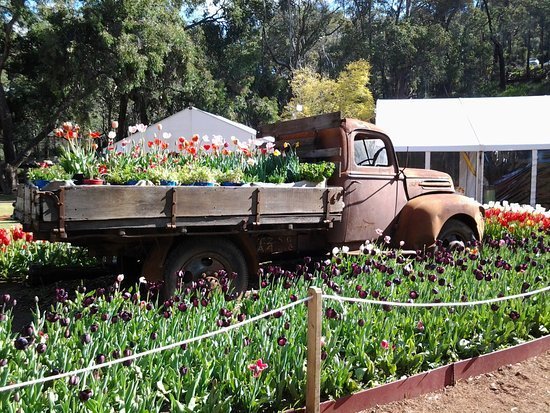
(354, 137, 389, 167)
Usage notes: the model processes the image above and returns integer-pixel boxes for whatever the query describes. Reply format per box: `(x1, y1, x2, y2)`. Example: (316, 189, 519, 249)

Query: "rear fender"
(391, 194, 485, 249)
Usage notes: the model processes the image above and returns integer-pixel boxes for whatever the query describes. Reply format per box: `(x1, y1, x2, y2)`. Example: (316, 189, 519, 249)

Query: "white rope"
(323, 285, 550, 308)
(0, 296, 311, 393)
(2, 285, 549, 393)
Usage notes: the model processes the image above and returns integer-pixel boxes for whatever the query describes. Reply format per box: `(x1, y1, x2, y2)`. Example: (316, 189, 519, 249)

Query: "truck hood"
(401, 168, 455, 199)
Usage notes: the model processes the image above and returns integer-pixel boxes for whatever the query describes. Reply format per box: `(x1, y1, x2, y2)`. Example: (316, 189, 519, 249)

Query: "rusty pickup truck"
(14, 112, 484, 294)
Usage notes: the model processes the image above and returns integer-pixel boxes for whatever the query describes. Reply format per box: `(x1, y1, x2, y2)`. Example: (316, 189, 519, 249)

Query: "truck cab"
(260, 112, 484, 251)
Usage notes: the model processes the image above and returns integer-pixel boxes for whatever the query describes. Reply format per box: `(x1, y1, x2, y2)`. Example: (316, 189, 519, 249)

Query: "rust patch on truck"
(392, 193, 485, 249)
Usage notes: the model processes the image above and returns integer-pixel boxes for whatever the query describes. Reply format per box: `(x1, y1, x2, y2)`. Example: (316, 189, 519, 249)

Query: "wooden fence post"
(306, 286, 322, 413)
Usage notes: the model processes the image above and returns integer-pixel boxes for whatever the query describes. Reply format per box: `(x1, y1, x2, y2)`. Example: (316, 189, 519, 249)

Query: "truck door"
(337, 131, 406, 246)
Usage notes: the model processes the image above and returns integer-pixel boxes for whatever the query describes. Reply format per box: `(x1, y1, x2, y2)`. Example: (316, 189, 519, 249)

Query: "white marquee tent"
(376, 96, 550, 205)
(114, 106, 257, 152)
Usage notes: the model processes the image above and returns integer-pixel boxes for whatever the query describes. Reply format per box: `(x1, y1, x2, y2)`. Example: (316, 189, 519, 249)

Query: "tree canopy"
(0, 0, 549, 192)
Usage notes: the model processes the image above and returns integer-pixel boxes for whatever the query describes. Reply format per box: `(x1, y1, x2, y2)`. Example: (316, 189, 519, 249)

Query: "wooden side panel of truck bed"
(15, 185, 344, 235)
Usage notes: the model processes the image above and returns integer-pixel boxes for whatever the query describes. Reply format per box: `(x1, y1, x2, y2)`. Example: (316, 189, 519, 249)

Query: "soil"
(365, 350, 550, 413)
(1, 275, 117, 333)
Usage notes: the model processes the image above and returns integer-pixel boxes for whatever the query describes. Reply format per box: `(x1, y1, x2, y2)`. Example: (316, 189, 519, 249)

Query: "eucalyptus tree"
(191, 0, 280, 127)
(0, 0, 99, 193)
(261, 0, 345, 73)
(79, 0, 212, 140)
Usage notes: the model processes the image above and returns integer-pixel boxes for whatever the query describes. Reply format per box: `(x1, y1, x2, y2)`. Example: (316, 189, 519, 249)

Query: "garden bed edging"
(292, 334, 550, 413)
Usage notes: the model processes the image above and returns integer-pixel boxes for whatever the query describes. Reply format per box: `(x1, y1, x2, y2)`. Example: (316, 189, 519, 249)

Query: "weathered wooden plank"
(57, 186, 344, 221)
(299, 148, 342, 159)
(62, 213, 341, 232)
(258, 112, 342, 139)
(260, 187, 325, 214)
(62, 186, 170, 221)
(173, 187, 256, 217)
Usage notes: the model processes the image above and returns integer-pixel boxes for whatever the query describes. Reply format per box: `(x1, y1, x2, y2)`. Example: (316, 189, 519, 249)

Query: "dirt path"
(365, 351, 550, 413)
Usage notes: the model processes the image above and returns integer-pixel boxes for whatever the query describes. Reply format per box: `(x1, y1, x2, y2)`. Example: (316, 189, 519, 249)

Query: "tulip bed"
(0, 227, 97, 280)
(0, 205, 548, 412)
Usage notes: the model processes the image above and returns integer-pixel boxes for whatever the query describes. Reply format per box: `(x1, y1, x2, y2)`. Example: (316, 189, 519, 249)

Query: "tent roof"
(375, 96, 550, 152)
(115, 107, 256, 152)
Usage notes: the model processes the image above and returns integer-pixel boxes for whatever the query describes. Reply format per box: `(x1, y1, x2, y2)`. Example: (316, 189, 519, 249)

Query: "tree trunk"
(0, 82, 18, 193)
(116, 94, 129, 141)
(0, 163, 19, 194)
(482, 0, 506, 91)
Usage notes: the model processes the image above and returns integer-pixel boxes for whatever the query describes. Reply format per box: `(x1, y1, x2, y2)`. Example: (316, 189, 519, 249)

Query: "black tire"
(163, 237, 249, 297)
(437, 218, 476, 248)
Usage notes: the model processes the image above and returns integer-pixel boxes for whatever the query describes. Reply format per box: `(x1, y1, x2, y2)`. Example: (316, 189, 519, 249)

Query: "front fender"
(392, 194, 485, 249)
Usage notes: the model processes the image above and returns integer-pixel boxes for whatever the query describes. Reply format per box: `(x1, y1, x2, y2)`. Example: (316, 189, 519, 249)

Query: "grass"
(0, 194, 18, 229)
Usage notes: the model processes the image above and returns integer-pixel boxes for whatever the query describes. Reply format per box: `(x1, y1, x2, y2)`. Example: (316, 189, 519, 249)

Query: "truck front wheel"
(437, 218, 476, 248)
(163, 237, 249, 297)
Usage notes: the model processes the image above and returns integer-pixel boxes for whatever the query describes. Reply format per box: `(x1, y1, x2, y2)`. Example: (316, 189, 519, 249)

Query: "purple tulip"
(82, 296, 95, 307)
(325, 307, 338, 319)
(55, 288, 68, 303)
(120, 311, 132, 322)
(21, 324, 34, 337)
(277, 336, 287, 346)
(35, 343, 47, 354)
(122, 348, 133, 366)
(509, 311, 520, 321)
(14, 337, 29, 351)
(79, 389, 93, 402)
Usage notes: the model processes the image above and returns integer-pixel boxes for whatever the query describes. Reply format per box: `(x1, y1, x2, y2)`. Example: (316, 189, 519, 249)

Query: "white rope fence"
(1, 285, 548, 394)
(323, 285, 550, 308)
(0, 297, 311, 393)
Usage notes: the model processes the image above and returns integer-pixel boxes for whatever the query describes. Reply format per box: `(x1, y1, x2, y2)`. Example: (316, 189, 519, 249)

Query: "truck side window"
(354, 137, 389, 167)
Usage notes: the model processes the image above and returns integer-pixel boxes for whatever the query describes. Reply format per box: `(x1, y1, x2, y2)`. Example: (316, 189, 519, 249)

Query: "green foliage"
(284, 60, 375, 121)
(3, 0, 550, 195)
(243, 144, 300, 183)
(217, 168, 245, 184)
(298, 161, 336, 183)
(27, 165, 71, 182)
(0, 228, 97, 280)
(187, 164, 217, 184)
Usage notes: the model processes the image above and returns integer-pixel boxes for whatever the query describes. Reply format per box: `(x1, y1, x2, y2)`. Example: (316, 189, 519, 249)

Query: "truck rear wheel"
(437, 218, 476, 248)
(163, 237, 249, 297)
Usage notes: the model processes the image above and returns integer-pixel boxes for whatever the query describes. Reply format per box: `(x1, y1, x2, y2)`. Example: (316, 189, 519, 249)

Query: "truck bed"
(15, 184, 344, 240)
